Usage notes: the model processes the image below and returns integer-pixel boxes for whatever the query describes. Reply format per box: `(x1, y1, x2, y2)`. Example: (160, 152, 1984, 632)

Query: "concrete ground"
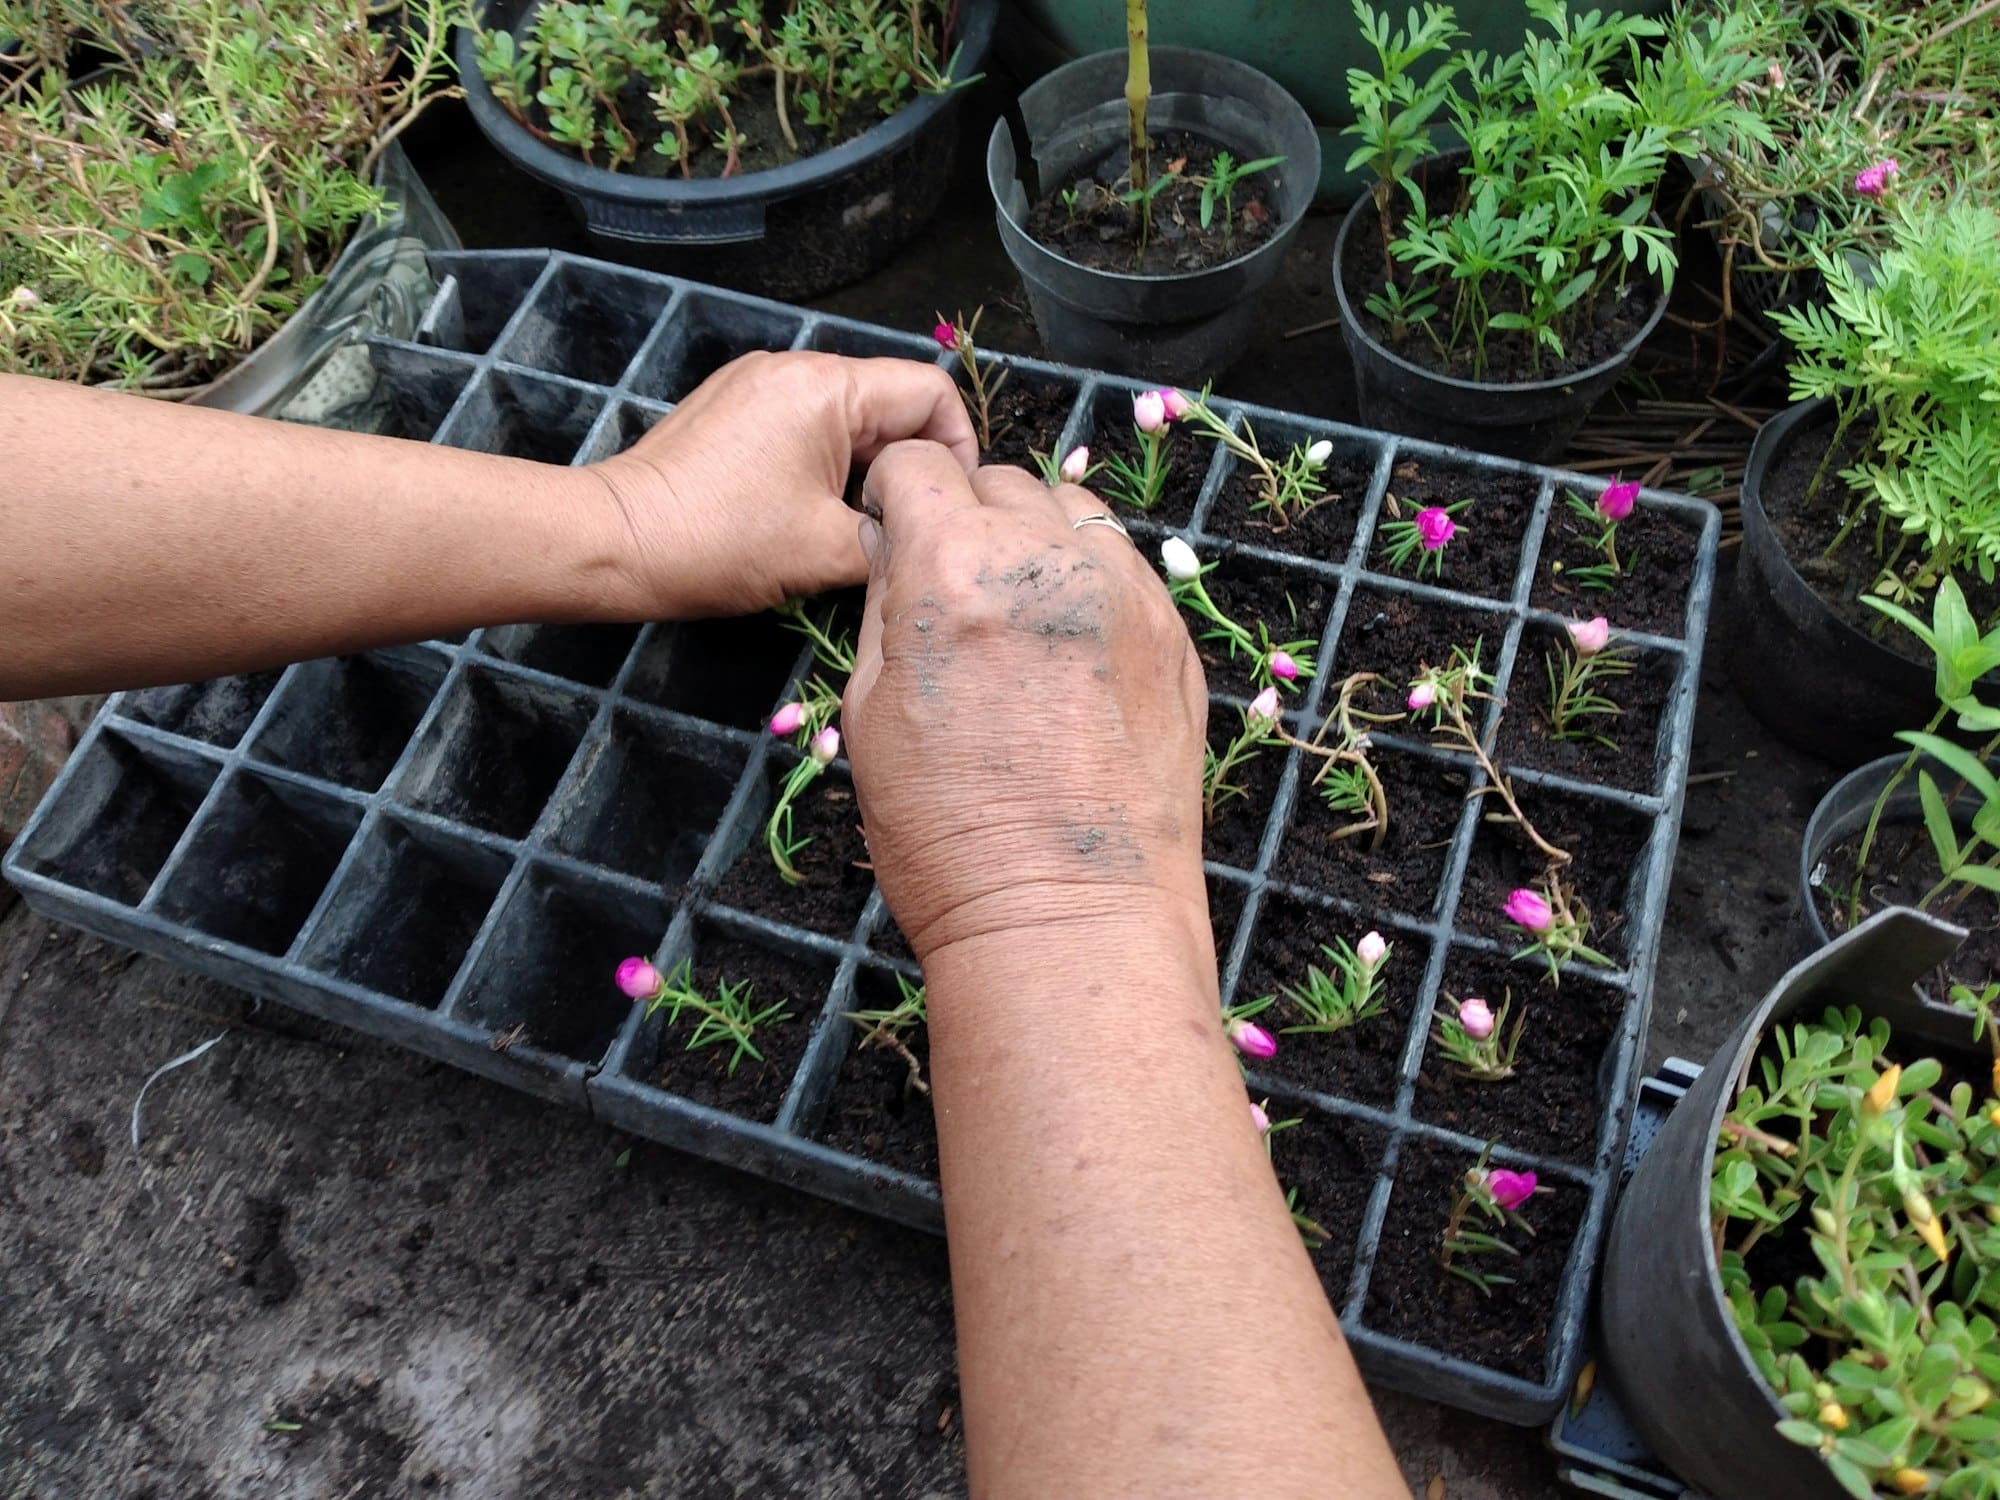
(0, 82, 1826, 1499)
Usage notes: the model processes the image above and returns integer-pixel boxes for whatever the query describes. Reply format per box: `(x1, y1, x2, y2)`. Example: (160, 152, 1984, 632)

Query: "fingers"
(842, 357, 979, 473)
(862, 439, 982, 543)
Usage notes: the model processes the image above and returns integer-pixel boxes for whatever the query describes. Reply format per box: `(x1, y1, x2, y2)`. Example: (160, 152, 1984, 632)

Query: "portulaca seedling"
(1379, 499, 1470, 580)
(1273, 671, 1400, 849)
(767, 725, 842, 883)
(1255, 1103, 1332, 1249)
(935, 306, 1009, 451)
(615, 957, 792, 1076)
(846, 975, 929, 1097)
(1546, 615, 1635, 749)
(1099, 388, 1187, 511)
(1560, 478, 1640, 590)
(773, 598, 855, 739)
(1160, 537, 1318, 693)
(1174, 388, 1337, 532)
(1204, 687, 1283, 824)
(1505, 881, 1611, 983)
(1033, 443, 1097, 488)
(1259, 930, 1392, 1037)
(1439, 1145, 1539, 1296)
(1223, 1002, 1279, 1062)
(1431, 991, 1525, 1081)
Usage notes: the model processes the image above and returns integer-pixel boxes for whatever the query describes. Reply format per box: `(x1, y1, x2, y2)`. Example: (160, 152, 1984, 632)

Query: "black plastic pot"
(1734, 399, 1942, 767)
(455, 0, 996, 300)
(1330, 169, 1668, 464)
(987, 47, 1319, 384)
(1600, 906, 1970, 1500)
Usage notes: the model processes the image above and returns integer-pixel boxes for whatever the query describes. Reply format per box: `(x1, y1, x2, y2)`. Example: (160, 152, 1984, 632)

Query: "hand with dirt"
(594, 351, 978, 619)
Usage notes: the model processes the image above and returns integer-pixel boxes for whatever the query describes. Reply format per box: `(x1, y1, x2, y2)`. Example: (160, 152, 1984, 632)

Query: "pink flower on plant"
(1567, 616, 1611, 657)
(1598, 478, 1640, 521)
(1160, 389, 1193, 420)
(1248, 686, 1282, 726)
(1407, 681, 1437, 712)
(1357, 931, 1388, 969)
(1227, 1016, 1278, 1060)
(1250, 1100, 1271, 1134)
(769, 702, 807, 737)
(1458, 997, 1495, 1040)
(1416, 507, 1456, 550)
(932, 320, 957, 349)
(1854, 158, 1899, 198)
(1268, 650, 1299, 683)
(615, 957, 663, 1000)
(1133, 390, 1169, 434)
(1487, 1168, 1538, 1212)
(1505, 888, 1554, 933)
(810, 725, 841, 766)
(1059, 446, 1090, 484)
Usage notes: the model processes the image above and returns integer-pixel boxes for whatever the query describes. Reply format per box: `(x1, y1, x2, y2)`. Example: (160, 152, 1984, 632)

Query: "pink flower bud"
(1250, 1100, 1271, 1134)
(1505, 888, 1553, 933)
(1160, 388, 1192, 420)
(1458, 997, 1495, 1039)
(1133, 390, 1168, 434)
(1487, 1168, 1538, 1212)
(1268, 650, 1299, 682)
(932, 320, 957, 349)
(1416, 507, 1456, 551)
(615, 956, 663, 1000)
(1248, 686, 1282, 726)
(1227, 1016, 1278, 1060)
(810, 725, 841, 766)
(1059, 445, 1090, 484)
(1357, 931, 1387, 969)
(1598, 478, 1640, 521)
(8, 286, 38, 309)
(1407, 682, 1437, 712)
(768, 702, 807, 737)
(1854, 158, 1899, 198)
(1566, 616, 1611, 657)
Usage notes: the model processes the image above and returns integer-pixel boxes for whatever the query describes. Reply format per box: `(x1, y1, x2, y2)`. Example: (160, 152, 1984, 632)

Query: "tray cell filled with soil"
(1265, 1104, 1391, 1309)
(1074, 383, 1216, 530)
(1529, 487, 1702, 640)
(713, 756, 875, 940)
(1273, 745, 1472, 922)
(1330, 586, 1509, 695)
(1196, 554, 1337, 699)
(816, 964, 937, 1178)
(1491, 627, 1681, 797)
(960, 363, 1082, 470)
(1364, 458, 1541, 601)
(1202, 417, 1378, 565)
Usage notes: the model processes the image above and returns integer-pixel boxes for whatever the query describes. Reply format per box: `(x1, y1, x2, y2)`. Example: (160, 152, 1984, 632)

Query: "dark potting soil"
(819, 969, 937, 1178)
(714, 770, 875, 938)
(1197, 558, 1335, 698)
(1492, 635, 1672, 797)
(1202, 710, 1282, 870)
(652, 934, 825, 1122)
(1814, 824, 2000, 993)
(1342, 174, 1654, 384)
(1205, 446, 1372, 562)
(1366, 460, 1537, 599)
(973, 376, 1078, 471)
(1275, 748, 1471, 923)
(1332, 586, 1503, 689)
(1092, 423, 1206, 530)
(1530, 491, 1699, 639)
(1024, 130, 1281, 276)
(1268, 1109, 1390, 1305)
(1238, 892, 1422, 1110)
(1456, 785, 1649, 967)
(1362, 1140, 1585, 1380)
(1414, 948, 1620, 1166)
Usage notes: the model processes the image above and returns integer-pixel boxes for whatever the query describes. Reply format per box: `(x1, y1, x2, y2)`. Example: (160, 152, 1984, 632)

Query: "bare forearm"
(0, 375, 628, 698)
(925, 899, 1405, 1499)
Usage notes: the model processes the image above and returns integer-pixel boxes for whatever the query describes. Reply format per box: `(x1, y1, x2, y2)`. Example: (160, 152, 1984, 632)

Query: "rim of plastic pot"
(1330, 164, 1671, 398)
(989, 46, 1321, 306)
(455, 0, 997, 213)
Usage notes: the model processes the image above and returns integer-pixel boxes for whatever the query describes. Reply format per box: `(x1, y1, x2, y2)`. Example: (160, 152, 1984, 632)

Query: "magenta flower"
(1567, 616, 1611, 658)
(769, 702, 807, 737)
(1160, 388, 1193, 421)
(615, 957, 663, 1000)
(1505, 888, 1554, 933)
(1250, 1100, 1271, 1134)
(1407, 681, 1437, 712)
(810, 725, 841, 766)
(1487, 1168, 1538, 1212)
(1357, 931, 1388, 969)
(1458, 996, 1495, 1040)
(1268, 650, 1299, 683)
(1059, 446, 1090, 484)
(1598, 478, 1640, 521)
(1133, 390, 1169, 434)
(1854, 158, 1900, 199)
(932, 320, 957, 349)
(1416, 507, 1456, 550)
(1248, 686, 1282, 726)
(1227, 1016, 1278, 1060)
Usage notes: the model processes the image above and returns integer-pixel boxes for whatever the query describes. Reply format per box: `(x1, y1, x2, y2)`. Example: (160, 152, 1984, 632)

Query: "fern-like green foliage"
(1770, 200, 2000, 609)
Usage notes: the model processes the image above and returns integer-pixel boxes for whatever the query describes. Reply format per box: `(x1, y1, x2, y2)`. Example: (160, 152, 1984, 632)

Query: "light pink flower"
(1268, 650, 1299, 683)
(1458, 996, 1495, 1040)
(1227, 1016, 1278, 1060)
(810, 725, 841, 766)
(1407, 681, 1437, 712)
(1487, 1168, 1538, 1212)
(1160, 389, 1193, 420)
(768, 702, 807, 737)
(1505, 888, 1553, 933)
(1357, 931, 1388, 969)
(1250, 1100, 1271, 1134)
(1567, 616, 1611, 657)
(1854, 158, 1899, 198)
(1598, 478, 1640, 521)
(1059, 446, 1090, 484)
(1248, 686, 1282, 726)
(615, 957, 663, 1000)
(1133, 390, 1168, 434)
(1416, 507, 1456, 550)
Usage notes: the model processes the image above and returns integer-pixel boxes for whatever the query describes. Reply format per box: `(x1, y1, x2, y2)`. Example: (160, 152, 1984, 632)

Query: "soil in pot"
(1365, 459, 1537, 599)
(1201, 708, 1282, 870)
(1455, 785, 1650, 967)
(1023, 130, 1281, 276)
(1492, 630, 1673, 796)
(969, 374, 1078, 471)
(1237, 892, 1423, 1110)
(1267, 1108, 1389, 1305)
(820, 969, 937, 1178)
(1197, 556, 1335, 698)
(714, 768, 875, 939)
(1813, 825, 2000, 992)
(1205, 442, 1370, 562)
(1332, 587, 1505, 689)
(1274, 748, 1471, 923)
(652, 931, 827, 1122)
(1363, 1139, 1585, 1380)
(1413, 948, 1620, 1166)
(1530, 489, 1700, 639)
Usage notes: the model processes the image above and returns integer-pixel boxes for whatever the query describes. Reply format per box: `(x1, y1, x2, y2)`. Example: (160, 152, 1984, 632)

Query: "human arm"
(0, 352, 975, 700)
(842, 447, 1406, 1498)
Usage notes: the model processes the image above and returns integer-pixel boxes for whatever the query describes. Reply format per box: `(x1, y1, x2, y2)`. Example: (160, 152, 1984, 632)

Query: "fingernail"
(858, 514, 881, 567)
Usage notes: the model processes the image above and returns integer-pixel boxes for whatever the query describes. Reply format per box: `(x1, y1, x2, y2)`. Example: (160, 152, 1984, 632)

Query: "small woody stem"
(1125, 0, 1150, 192)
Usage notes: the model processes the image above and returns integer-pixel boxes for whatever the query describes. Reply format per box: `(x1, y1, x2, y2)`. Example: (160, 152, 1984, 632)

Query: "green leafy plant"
(1439, 1145, 1540, 1294)
(846, 975, 929, 1096)
(1176, 389, 1338, 532)
(644, 958, 794, 1074)
(1275, 672, 1399, 849)
(1269, 930, 1392, 1037)
(1203, 692, 1283, 825)
(1195, 150, 1285, 249)
(0, 0, 459, 392)
(1545, 617, 1635, 749)
(1710, 1006, 2000, 1498)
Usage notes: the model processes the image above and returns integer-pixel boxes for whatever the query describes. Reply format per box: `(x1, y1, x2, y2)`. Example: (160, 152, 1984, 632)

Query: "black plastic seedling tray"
(3, 249, 1719, 1427)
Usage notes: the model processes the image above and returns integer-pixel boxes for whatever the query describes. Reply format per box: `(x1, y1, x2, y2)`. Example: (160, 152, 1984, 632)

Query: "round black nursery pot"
(1600, 907, 1972, 1500)
(987, 47, 1320, 385)
(1330, 175, 1668, 464)
(456, 0, 996, 300)
(1733, 398, 1944, 767)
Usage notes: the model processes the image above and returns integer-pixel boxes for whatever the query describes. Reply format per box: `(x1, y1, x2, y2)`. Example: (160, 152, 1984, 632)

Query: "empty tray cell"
(458, 866, 667, 1062)
(624, 613, 803, 729)
(546, 711, 745, 884)
(801, 319, 942, 361)
(1492, 627, 1678, 796)
(420, 253, 547, 354)
(154, 772, 362, 955)
(120, 670, 283, 748)
(11, 730, 218, 905)
(394, 668, 591, 839)
(497, 262, 673, 387)
(1193, 553, 1336, 698)
(1206, 419, 1377, 563)
(367, 341, 474, 443)
(301, 817, 508, 1008)
(476, 623, 641, 688)
(817, 962, 935, 1176)
(630, 291, 805, 404)
(1367, 457, 1541, 600)
(249, 648, 447, 792)
(441, 368, 604, 466)
(580, 401, 665, 462)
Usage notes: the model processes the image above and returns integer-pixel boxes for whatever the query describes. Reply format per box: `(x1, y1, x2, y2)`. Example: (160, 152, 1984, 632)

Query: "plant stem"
(1847, 704, 1949, 927)
(1124, 0, 1150, 194)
